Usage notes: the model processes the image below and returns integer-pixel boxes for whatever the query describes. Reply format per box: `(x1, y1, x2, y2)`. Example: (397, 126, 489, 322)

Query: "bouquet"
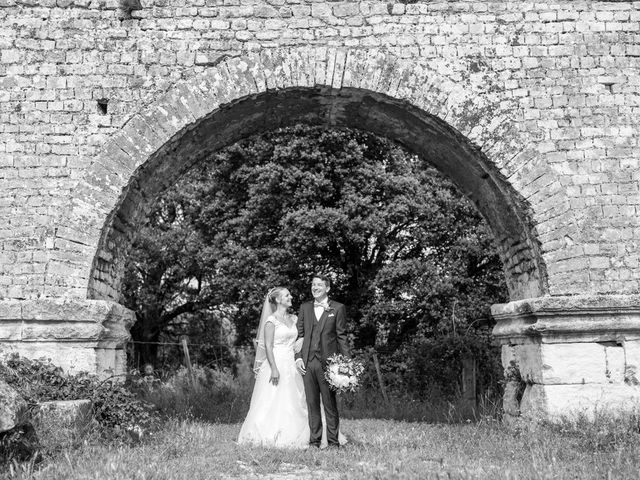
(324, 354, 365, 394)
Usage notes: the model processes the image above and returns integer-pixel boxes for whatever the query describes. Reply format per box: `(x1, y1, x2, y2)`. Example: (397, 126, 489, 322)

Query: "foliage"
(0, 354, 158, 435)
(396, 334, 503, 399)
(123, 125, 508, 368)
(336, 334, 502, 422)
(134, 365, 252, 423)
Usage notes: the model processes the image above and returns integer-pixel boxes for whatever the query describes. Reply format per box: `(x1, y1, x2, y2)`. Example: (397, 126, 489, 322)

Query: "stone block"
(521, 384, 640, 421)
(624, 340, 640, 385)
(0, 342, 99, 375)
(95, 347, 116, 375)
(501, 344, 516, 371)
(0, 321, 23, 341)
(502, 381, 523, 416)
(21, 322, 103, 341)
(513, 342, 608, 384)
(0, 300, 22, 320)
(32, 399, 93, 448)
(605, 344, 625, 383)
(493, 295, 640, 345)
(0, 380, 28, 433)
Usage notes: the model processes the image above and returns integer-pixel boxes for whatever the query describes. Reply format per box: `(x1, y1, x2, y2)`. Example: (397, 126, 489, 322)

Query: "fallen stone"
(32, 399, 93, 448)
(0, 379, 28, 433)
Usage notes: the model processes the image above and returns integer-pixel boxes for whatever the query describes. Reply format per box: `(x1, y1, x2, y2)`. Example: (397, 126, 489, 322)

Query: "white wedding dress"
(238, 315, 347, 449)
(238, 315, 309, 448)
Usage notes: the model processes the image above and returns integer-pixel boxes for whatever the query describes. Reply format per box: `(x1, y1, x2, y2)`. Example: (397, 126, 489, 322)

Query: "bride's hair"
(267, 286, 287, 306)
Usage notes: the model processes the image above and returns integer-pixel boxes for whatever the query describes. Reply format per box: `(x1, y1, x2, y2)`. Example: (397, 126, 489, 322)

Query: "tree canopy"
(122, 125, 508, 365)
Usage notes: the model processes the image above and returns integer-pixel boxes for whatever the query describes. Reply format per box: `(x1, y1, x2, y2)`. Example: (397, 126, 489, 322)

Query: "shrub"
(337, 335, 503, 422)
(0, 354, 158, 437)
(378, 334, 503, 401)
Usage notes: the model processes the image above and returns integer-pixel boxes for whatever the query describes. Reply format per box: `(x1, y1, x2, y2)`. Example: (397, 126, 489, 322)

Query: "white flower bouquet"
(324, 354, 365, 394)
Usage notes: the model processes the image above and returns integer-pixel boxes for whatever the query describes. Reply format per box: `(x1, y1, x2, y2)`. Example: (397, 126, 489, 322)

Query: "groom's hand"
(295, 359, 306, 376)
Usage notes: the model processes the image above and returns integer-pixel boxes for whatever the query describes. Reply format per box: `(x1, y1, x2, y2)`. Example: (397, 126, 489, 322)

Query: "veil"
(253, 292, 275, 373)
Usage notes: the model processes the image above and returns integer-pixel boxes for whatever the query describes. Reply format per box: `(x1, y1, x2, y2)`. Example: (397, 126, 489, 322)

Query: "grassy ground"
(6, 417, 640, 480)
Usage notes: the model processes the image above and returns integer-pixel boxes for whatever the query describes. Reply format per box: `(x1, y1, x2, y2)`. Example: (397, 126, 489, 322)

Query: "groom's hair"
(312, 273, 331, 288)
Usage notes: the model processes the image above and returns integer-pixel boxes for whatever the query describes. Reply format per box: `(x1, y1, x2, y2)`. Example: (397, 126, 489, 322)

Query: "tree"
(122, 125, 507, 365)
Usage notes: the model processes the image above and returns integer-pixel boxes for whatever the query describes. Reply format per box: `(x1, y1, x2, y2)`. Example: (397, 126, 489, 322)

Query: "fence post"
(181, 336, 195, 385)
(461, 356, 477, 412)
(372, 351, 390, 405)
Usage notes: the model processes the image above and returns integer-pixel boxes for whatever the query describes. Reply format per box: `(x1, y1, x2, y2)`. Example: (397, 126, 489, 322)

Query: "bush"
(381, 334, 503, 400)
(395, 335, 504, 399)
(337, 334, 503, 422)
(0, 354, 158, 437)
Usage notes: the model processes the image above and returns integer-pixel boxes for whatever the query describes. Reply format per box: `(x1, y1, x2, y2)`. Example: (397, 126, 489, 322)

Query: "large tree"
(122, 125, 507, 365)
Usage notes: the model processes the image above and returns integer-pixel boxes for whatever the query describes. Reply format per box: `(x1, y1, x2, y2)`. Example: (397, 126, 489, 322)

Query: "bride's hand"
(269, 368, 280, 386)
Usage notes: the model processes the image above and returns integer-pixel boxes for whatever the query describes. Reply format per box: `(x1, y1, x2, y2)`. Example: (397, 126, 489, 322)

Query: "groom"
(295, 274, 350, 449)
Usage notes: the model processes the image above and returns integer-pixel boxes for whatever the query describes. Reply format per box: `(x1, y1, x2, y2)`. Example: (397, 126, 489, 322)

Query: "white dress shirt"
(313, 300, 329, 321)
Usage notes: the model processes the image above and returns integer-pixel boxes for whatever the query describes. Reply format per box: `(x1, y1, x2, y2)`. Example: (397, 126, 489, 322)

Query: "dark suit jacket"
(295, 299, 350, 365)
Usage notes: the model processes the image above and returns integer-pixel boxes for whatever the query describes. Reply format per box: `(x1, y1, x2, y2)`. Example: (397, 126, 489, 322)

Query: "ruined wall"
(0, 0, 638, 300)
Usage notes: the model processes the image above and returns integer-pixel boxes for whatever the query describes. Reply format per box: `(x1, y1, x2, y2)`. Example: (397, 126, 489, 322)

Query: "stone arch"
(59, 47, 550, 303)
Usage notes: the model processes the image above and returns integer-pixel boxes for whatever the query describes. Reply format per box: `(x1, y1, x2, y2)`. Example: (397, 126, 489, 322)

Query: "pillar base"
(492, 295, 640, 421)
(0, 299, 135, 377)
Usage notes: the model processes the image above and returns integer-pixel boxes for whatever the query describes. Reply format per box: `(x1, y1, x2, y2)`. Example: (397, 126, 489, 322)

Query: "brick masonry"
(1, 0, 639, 303)
(0, 1, 639, 406)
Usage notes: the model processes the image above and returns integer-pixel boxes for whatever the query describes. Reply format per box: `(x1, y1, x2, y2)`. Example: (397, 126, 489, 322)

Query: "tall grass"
(340, 387, 502, 424)
(6, 358, 640, 479)
(137, 365, 253, 423)
(136, 360, 499, 425)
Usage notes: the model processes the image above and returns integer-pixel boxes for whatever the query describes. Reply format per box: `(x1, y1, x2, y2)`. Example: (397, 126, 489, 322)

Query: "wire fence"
(125, 338, 402, 378)
(126, 339, 237, 373)
(125, 338, 486, 410)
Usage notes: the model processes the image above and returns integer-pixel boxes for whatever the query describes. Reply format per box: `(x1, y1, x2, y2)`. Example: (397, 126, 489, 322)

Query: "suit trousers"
(304, 356, 340, 446)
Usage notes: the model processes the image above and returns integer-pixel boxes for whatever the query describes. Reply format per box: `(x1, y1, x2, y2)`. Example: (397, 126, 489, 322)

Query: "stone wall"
(494, 295, 640, 420)
(1, 0, 639, 414)
(0, 0, 638, 301)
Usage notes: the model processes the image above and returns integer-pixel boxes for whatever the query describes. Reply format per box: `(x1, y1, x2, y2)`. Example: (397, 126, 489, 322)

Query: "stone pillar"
(493, 295, 640, 421)
(0, 299, 135, 378)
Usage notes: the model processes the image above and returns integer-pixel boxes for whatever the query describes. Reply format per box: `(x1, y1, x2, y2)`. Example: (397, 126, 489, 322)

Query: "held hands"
(295, 359, 306, 376)
(270, 367, 280, 386)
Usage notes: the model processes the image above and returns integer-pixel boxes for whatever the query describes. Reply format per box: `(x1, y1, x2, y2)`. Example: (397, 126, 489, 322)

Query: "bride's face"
(278, 289, 292, 308)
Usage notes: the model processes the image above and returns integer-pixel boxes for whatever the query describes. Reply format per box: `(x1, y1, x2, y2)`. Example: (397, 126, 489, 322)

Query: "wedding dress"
(238, 314, 309, 448)
(237, 314, 347, 448)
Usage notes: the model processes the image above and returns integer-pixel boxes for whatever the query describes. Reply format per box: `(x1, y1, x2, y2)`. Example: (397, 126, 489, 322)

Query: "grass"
(4, 359, 640, 479)
(5, 416, 640, 480)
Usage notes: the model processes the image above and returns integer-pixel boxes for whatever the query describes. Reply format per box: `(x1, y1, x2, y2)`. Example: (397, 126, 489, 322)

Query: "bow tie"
(314, 301, 329, 309)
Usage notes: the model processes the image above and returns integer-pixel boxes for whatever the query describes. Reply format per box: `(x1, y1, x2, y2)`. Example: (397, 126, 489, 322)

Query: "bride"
(237, 287, 346, 449)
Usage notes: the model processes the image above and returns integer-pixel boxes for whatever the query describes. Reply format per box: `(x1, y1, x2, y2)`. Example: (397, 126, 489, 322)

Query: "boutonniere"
(314, 302, 334, 313)
(325, 303, 336, 317)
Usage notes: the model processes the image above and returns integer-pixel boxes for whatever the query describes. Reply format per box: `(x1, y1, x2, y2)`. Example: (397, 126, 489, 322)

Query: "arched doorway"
(87, 86, 546, 306)
(39, 48, 565, 417)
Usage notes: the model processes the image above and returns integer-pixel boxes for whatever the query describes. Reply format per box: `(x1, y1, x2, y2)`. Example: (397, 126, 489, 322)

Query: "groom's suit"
(296, 299, 350, 447)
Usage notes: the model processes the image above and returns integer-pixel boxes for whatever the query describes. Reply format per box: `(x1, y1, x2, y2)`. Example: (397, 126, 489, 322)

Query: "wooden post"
(181, 337, 195, 385)
(461, 356, 477, 412)
(372, 352, 390, 405)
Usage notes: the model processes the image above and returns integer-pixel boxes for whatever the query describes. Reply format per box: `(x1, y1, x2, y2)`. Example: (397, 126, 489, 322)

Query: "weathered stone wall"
(0, 0, 638, 302)
(1, 1, 640, 413)
(494, 294, 640, 420)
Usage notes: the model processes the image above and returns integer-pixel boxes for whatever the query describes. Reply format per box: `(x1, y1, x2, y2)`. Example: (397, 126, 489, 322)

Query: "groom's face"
(311, 278, 330, 301)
